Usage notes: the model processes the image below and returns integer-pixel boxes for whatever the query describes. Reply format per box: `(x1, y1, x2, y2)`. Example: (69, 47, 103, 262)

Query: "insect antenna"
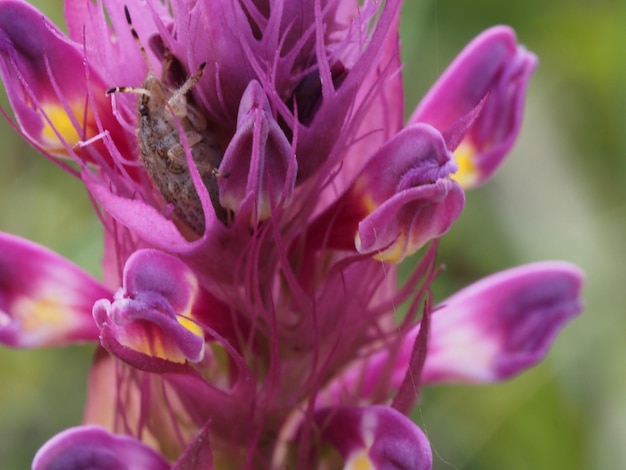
(167, 62, 207, 109)
(105, 5, 154, 96)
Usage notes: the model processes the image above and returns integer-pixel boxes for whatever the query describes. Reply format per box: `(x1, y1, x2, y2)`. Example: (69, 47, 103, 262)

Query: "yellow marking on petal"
(344, 450, 375, 470)
(356, 229, 411, 264)
(41, 102, 94, 150)
(177, 315, 204, 338)
(13, 294, 71, 333)
(144, 334, 170, 361)
(176, 273, 204, 338)
(372, 236, 405, 263)
(120, 327, 187, 363)
(451, 142, 479, 189)
(360, 191, 378, 215)
(352, 176, 380, 215)
(360, 231, 408, 264)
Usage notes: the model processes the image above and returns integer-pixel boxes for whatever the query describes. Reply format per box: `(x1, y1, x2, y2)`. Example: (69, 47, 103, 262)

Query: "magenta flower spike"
(0, 0, 583, 468)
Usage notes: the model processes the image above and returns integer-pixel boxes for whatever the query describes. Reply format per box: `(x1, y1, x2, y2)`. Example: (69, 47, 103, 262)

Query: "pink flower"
(0, 0, 581, 468)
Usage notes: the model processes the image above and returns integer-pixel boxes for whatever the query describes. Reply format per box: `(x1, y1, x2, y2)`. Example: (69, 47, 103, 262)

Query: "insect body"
(136, 64, 226, 234)
(107, 7, 226, 235)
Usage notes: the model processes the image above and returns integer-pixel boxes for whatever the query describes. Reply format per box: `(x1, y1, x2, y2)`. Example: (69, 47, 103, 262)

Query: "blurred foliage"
(1, 0, 625, 469)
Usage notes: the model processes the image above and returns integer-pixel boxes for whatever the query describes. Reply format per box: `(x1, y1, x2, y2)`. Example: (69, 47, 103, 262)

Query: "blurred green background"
(1, 0, 625, 469)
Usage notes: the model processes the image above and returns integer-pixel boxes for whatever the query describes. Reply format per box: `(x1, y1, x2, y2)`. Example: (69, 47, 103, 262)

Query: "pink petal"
(314, 405, 432, 470)
(0, 233, 107, 347)
(423, 261, 584, 383)
(218, 80, 297, 224)
(318, 262, 583, 405)
(409, 26, 537, 188)
(32, 425, 170, 470)
(93, 249, 206, 367)
(353, 124, 464, 262)
(0, 0, 111, 155)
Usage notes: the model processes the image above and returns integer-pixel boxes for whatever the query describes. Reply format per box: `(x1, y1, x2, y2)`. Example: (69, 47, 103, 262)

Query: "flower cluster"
(0, 0, 583, 468)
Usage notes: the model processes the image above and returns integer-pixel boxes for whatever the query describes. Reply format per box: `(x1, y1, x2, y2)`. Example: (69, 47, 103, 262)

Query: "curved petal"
(314, 405, 432, 470)
(355, 178, 464, 262)
(354, 125, 464, 262)
(422, 261, 584, 383)
(408, 26, 537, 188)
(318, 261, 584, 405)
(0, 0, 111, 156)
(0, 233, 107, 347)
(218, 80, 297, 224)
(32, 425, 170, 470)
(93, 249, 206, 367)
(305, 124, 464, 262)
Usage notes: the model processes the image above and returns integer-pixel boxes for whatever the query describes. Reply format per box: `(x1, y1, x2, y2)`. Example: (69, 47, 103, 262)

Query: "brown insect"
(107, 6, 226, 235)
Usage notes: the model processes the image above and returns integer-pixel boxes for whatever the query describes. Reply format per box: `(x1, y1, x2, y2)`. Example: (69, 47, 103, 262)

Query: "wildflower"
(0, 0, 583, 468)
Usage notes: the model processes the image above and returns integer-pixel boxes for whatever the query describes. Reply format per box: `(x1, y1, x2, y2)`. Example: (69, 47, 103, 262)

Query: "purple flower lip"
(93, 249, 207, 368)
(32, 426, 170, 470)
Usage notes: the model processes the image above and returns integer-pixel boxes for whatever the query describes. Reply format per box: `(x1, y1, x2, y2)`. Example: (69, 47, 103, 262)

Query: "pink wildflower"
(0, 0, 582, 468)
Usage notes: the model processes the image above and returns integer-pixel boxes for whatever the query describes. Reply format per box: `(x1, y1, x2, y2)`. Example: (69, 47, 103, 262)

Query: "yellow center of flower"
(14, 294, 66, 332)
(451, 141, 479, 188)
(177, 314, 204, 338)
(41, 102, 93, 150)
(371, 232, 407, 264)
(118, 313, 205, 364)
(344, 450, 375, 470)
(8, 289, 79, 347)
(360, 190, 378, 215)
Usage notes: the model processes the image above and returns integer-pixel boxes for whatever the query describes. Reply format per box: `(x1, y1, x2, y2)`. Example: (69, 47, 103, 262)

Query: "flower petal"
(64, 0, 170, 85)
(315, 405, 432, 470)
(218, 80, 297, 224)
(423, 261, 584, 383)
(0, 233, 106, 347)
(93, 249, 206, 367)
(353, 124, 464, 262)
(0, 0, 110, 155)
(318, 261, 583, 408)
(305, 124, 464, 262)
(409, 26, 537, 188)
(32, 425, 170, 470)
